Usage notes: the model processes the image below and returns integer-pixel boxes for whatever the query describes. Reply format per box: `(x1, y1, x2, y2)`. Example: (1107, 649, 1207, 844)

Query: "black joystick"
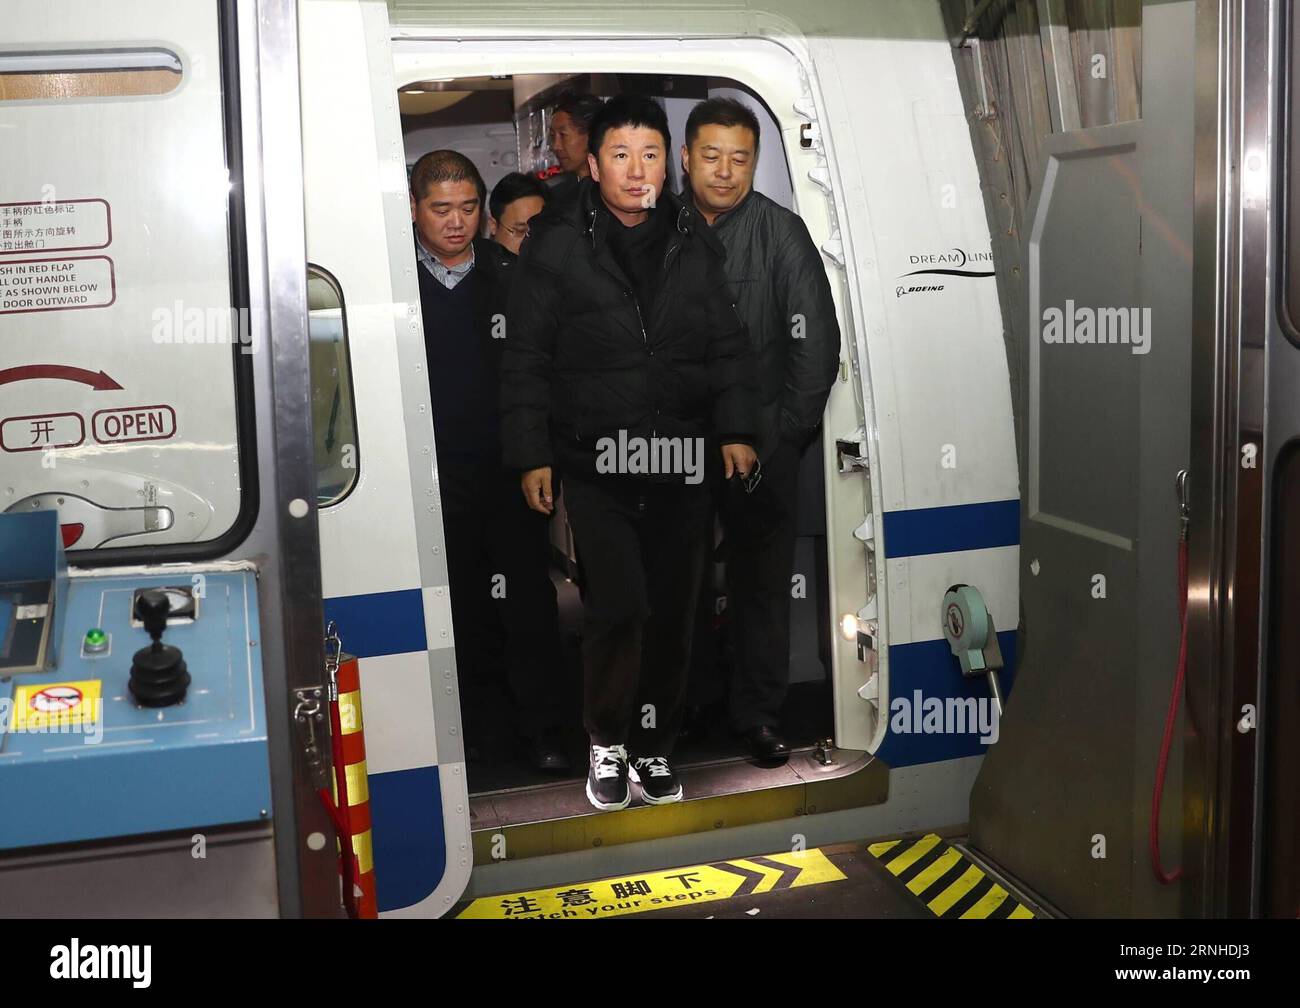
(128, 590, 190, 707)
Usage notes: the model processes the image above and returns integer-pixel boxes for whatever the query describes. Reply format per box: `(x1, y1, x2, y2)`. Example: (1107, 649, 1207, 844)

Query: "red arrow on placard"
(0, 365, 123, 390)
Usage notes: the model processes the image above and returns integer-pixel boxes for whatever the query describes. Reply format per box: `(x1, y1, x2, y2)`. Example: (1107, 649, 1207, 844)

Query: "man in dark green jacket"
(681, 97, 841, 760)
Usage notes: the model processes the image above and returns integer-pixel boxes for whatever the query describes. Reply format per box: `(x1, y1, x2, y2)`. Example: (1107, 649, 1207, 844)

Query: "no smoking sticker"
(946, 604, 965, 639)
(12, 679, 101, 730)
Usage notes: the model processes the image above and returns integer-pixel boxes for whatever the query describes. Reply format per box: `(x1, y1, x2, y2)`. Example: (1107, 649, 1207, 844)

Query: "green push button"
(83, 628, 109, 655)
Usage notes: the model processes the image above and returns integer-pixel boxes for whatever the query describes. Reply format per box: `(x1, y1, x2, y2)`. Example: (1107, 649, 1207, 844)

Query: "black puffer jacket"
(500, 179, 756, 478)
(703, 188, 840, 459)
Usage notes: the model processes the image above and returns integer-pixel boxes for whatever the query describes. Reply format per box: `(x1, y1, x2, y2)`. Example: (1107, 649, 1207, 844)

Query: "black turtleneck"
(605, 204, 671, 317)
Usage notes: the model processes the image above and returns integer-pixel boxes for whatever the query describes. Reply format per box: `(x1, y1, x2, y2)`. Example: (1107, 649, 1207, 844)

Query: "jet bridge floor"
(452, 836, 1051, 919)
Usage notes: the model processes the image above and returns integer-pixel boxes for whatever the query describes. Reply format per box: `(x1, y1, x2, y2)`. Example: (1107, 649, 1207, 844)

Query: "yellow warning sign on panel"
(11, 680, 101, 731)
(456, 849, 847, 920)
(868, 834, 1036, 919)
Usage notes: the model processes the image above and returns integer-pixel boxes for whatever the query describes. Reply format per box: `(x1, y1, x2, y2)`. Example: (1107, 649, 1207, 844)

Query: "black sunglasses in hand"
(738, 457, 763, 494)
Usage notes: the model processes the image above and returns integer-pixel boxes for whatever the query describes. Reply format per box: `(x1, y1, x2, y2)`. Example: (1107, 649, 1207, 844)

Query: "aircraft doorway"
(398, 70, 843, 826)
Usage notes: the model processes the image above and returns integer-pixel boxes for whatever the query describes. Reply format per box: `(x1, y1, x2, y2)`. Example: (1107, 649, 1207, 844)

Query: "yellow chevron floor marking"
(883, 832, 942, 874)
(748, 852, 828, 895)
(907, 846, 964, 895)
(960, 883, 1011, 919)
(867, 834, 1038, 919)
(927, 864, 985, 916)
(455, 847, 847, 920)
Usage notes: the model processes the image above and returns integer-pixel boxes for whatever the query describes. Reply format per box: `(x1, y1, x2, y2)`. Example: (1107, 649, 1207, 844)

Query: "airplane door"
(300, 0, 473, 917)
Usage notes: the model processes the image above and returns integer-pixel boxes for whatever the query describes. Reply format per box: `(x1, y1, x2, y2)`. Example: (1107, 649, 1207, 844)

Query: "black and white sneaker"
(586, 743, 630, 811)
(628, 756, 683, 804)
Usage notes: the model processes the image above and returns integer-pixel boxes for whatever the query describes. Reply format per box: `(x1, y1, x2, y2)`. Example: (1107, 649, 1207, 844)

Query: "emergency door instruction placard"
(0, 198, 116, 314)
(0, 199, 112, 254)
(0, 257, 116, 315)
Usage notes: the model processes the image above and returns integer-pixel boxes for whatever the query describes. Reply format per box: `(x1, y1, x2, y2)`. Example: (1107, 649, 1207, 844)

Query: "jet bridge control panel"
(0, 509, 271, 850)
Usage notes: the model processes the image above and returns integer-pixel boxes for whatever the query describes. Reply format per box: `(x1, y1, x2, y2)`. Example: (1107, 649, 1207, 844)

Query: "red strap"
(1150, 539, 1189, 884)
(316, 788, 348, 836)
(316, 695, 360, 918)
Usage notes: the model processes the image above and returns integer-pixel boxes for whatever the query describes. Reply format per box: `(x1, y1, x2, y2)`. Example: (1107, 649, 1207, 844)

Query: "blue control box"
(0, 567, 272, 850)
(0, 510, 68, 675)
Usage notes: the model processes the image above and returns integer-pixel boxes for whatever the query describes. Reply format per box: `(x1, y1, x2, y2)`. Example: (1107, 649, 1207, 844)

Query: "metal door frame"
(1187, 0, 1276, 919)
(230, 0, 340, 917)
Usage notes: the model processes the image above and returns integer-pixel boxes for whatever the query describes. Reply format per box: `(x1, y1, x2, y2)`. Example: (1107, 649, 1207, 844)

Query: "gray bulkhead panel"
(950, 0, 1192, 917)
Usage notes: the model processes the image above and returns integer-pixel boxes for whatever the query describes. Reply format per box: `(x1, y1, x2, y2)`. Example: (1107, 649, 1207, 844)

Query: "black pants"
(562, 474, 710, 754)
(440, 460, 565, 745)
(720, 439, 800, 732)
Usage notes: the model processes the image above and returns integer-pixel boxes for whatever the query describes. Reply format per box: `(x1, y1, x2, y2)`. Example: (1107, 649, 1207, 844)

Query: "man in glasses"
(488, 172, 549, 256)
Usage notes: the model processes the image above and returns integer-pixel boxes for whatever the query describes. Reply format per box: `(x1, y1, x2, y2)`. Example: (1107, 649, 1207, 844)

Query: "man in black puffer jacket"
(501, 95, 757, 812)
(681, 98, 841, 761)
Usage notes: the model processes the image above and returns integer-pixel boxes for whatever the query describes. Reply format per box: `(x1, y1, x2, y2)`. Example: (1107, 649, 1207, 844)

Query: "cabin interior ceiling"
(400, 72, 795, 216)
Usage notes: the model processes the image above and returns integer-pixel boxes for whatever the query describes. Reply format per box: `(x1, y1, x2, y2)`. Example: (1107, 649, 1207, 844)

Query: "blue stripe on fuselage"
(882, 500, 1019, 558)
(322, 588, 426, 658)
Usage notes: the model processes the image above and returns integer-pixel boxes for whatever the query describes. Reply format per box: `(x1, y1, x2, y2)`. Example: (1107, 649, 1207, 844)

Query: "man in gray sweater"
(681, 97, 841, 760)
